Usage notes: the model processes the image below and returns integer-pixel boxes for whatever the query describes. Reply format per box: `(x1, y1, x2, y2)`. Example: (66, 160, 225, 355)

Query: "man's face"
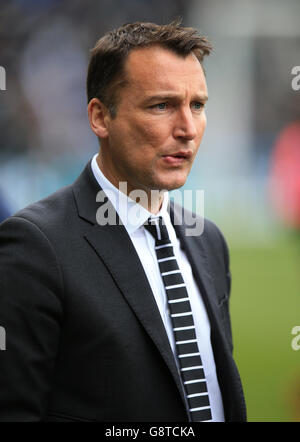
(99, 46, 208, 194)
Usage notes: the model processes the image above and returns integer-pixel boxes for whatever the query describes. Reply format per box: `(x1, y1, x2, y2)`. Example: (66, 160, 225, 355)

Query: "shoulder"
(0, 183, 76, 271)
(171, 201, 230, 271)
(202, 217, 230, 264)
(171, 201, 228, 248)
(10, 183, 74, 230)
(0, 181, 75, 250)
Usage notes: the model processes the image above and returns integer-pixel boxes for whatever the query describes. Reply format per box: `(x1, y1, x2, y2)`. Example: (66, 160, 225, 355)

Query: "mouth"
(161, 150, 192, 165)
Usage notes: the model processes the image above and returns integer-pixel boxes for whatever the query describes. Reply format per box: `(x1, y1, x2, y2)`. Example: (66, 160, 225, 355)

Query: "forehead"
(123, 46, 207, 95)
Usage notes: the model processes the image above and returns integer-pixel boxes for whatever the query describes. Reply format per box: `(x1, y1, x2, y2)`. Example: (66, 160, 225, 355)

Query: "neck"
(96, 153, 165, 214)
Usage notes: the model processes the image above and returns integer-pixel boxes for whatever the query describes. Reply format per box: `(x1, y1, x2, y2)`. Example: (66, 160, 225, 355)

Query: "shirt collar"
(91, 153, 170, 235)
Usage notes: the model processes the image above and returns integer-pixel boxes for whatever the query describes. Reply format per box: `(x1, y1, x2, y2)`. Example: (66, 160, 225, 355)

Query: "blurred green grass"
(229, 233, 300, 421)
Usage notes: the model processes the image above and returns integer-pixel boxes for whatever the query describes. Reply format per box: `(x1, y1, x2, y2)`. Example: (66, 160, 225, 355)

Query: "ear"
(87, 98, 111, 139)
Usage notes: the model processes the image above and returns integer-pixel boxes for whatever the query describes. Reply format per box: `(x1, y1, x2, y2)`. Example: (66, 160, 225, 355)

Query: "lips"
(163, 151, 192, 159)
(161, 150, 192, 165)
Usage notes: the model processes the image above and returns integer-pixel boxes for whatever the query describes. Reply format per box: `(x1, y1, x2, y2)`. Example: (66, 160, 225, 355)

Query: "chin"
(156, 176, 188, 191)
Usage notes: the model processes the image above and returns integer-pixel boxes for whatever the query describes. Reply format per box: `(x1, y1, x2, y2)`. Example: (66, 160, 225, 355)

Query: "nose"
(173, 107, 198, 141)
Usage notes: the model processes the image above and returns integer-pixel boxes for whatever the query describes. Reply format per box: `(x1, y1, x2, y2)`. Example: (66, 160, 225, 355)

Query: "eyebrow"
(143, 93, 209, 104)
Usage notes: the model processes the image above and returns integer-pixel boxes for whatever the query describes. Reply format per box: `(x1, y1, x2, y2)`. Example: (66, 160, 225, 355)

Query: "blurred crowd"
(0, 0, 186, 159)
(1, 0, 300, 231)
(0, 0, 187, 214)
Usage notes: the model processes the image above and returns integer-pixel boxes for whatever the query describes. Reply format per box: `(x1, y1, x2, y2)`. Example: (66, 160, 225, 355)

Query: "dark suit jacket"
(0, 160, 246, 422)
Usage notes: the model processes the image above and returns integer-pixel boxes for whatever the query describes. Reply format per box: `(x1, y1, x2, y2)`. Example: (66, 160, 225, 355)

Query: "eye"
(192, 101, 205, 111)
(151, 102, 167, 110)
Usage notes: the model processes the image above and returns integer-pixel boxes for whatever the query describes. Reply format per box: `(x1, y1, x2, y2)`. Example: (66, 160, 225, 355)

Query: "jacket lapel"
(72, 162, 187, 410)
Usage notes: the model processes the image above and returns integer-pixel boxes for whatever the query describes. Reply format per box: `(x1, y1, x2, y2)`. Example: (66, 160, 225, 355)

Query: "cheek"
(201, 113, 207, 132)
(196, 114, 207, 140)
(134, 117, 170, 147)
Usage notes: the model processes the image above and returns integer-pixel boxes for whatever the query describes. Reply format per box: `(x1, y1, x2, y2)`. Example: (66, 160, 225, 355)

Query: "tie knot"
(144, 216, 170, 244)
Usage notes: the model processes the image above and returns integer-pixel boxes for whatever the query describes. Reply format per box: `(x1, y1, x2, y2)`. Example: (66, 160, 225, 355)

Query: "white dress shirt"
(91, 153, 225, 422)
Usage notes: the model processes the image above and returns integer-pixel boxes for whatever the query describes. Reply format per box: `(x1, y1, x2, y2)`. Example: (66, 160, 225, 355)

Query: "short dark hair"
(87, 19, 212, 117)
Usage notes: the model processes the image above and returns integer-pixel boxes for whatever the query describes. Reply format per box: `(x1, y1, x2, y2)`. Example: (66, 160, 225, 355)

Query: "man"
(0, 21, 246, 422)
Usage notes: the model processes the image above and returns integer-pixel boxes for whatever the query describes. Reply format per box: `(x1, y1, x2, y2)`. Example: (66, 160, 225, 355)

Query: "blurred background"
(0, 0, 299, 421)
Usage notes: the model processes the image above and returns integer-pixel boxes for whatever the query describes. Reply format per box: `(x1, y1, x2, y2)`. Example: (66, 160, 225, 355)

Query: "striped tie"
(144, 216, 212, 422)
